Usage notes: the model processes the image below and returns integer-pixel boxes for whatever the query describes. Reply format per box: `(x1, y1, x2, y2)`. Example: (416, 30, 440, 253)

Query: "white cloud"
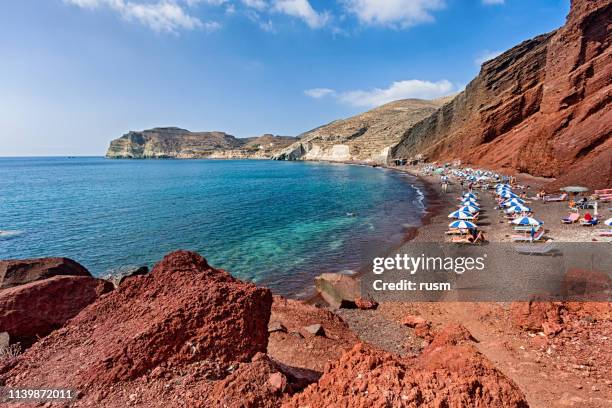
(242, 0, 268, 10)
(342, 0, 445, 28)
(304, 88, 336, 98)
(474, 49, 502, 66)
(306, 80, 456, 107)
(64, 0, 220, 33)
(273, 0, 330, 29)
(184, 0, 227, 5)
(482, 0, 505, 5)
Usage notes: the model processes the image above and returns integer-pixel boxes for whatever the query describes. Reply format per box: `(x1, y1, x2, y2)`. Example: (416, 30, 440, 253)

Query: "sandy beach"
(333, 163, 612, 408)
(393, 164, 612, 244)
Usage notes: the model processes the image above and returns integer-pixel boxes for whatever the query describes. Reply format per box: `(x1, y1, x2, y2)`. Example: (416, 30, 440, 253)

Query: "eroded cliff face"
(273, 98, 451, 164)
(106, 128, 298, 159)
(392, 0, 611, 189)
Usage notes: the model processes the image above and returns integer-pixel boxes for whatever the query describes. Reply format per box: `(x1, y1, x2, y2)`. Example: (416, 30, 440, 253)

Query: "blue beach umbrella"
(512, 216, 543, 226)
(505, 204, 531, 214)
(498, 190, 519, 199)
(448, 210, 475, 220)
(501, 198, 525, 207)
(605, 218, 612, 226)
(462, 197, 479, 205)
(459, 205, 480, 214)
(449, 220, 477, 229)
(463, 192, 477, 199)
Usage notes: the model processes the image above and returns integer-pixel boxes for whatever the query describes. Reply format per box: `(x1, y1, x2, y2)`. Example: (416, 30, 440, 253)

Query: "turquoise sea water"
(0, 157, 426, 294)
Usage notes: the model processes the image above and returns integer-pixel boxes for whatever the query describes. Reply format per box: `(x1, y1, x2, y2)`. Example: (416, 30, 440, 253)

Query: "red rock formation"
(285, 325, 528, 408)
(268, 296, 359, 373)
(392, 0, 611, 189)
(0, 257, 91, 289)
(0, 251, 274, 404)
(0, 275, 112, 347)
(510, 301, 563, 332)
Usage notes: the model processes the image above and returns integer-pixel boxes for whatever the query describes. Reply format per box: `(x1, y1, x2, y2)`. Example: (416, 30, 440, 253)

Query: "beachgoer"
(584, 212, 592, 221)
(530, 226, 536, 242)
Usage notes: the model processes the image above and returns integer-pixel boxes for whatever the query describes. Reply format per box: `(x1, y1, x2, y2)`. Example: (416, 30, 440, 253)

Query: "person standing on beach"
(530, 225, 536, 242)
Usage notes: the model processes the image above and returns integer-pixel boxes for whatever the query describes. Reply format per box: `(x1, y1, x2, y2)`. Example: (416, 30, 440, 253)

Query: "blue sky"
(0, 0, 569, 155)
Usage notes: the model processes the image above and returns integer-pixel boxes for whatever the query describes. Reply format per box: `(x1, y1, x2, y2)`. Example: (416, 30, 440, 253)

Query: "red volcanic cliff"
(392, 0, 611, 189)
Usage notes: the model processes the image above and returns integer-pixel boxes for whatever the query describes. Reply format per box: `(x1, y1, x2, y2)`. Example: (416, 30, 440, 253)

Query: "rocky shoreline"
(0, 251, 533, 407)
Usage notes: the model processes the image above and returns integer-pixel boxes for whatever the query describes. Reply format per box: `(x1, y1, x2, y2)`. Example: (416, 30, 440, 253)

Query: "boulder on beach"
(314, 272, 359, 309)
(0, 257, 91, 289)
(0, 275, 113, 348)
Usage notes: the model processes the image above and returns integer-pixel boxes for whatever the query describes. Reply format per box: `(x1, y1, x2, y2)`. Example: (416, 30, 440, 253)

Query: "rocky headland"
(272, 97, 452, 164)
(106, 127, 298, 159)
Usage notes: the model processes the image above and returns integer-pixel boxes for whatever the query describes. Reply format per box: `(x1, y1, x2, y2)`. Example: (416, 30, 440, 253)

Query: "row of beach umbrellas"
(495, 183, 544, 228)
(448, 191, 480, 230)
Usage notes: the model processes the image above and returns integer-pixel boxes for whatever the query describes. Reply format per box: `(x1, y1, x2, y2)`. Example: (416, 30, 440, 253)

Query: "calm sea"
(0, 157, 426, 295)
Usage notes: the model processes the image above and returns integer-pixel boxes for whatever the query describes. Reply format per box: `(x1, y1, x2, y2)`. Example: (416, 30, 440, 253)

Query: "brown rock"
(209, 355, 287, 407)
(423, 324, 477, 352)
(542, 321, 563, 337)
(268, 321, 287, 333)
(402, 314, 427, 327)
(354, 297, 378, 310)
(0, 257, 91, 289)
(414, 322, 433, 341)
(314, 273, 359, 309)
(267, 372, 287, 393)
(0, 275, 113, 347)
(511, 300, 562, 331)
(304, 324, 325, 337)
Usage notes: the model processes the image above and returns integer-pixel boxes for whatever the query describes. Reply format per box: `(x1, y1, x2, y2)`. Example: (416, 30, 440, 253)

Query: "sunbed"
(514, 225, 541, 232)
(511, 229, 545, 242)
(445, 228, 466, 235)
(561, 213, 580, 224)
(515, 242, 559, 256)
(543, 193, 568, 202)
(581, 218, 598, 226)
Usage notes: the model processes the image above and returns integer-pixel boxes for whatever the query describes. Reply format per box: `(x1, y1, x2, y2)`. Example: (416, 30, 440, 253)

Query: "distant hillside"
(105, 128, 298, 159)
(273, 98, 451, 163)
(392, 0, 611, 189)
